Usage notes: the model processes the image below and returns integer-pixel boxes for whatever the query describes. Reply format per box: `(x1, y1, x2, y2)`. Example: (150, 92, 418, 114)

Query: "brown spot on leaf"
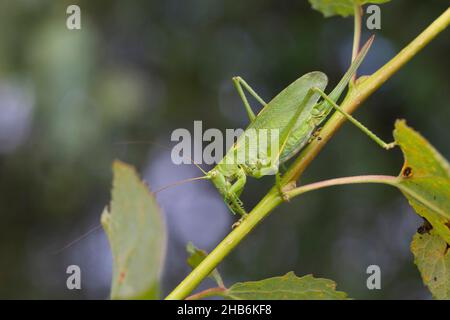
(402, 166, 413, 178)
(119, 271, 126, 283)
(417, 219, 432, 234)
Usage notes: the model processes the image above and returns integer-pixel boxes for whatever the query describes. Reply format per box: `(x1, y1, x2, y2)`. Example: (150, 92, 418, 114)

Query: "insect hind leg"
(312, 87, 396, 150)
(232, 76, 267, 122)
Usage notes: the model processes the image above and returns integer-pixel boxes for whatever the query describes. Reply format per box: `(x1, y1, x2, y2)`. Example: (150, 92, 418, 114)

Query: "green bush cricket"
(200, 36, 395, 217)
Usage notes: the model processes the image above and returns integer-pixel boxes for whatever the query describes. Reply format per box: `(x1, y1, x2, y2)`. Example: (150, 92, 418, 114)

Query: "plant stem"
(186, 287, 227, 300)
(287, 175, 398, 199)
(165, 8, 450, 300)
(351, 3, 362, 82)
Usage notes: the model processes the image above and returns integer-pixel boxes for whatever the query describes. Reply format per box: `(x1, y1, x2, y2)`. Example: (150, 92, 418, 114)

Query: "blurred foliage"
(411, 231, 450, 300)
(221, 272, 348, 300)
(309, 0, 391, 18)
(0, 0, 448, 299)
(186, 242, 224, 287)
(102, 161, 165, 299)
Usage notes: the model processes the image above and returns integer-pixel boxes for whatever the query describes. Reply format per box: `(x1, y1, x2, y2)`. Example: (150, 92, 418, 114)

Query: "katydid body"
(208, 72, 326, 215)
(206, 36, 394, 216)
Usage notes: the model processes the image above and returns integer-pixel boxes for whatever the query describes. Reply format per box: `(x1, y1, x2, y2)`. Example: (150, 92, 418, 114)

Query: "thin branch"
(287, 175, 398, 199)
(351, 3, 363, 82)
(185, 287, 227, 300)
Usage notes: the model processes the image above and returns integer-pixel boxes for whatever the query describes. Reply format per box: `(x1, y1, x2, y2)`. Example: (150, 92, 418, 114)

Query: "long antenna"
(115, 139, 208, 175)
(154, 175, 209, 193)
(57, 140, 211, 252)
(54, 175, 210, 252)
(53, 175, 209, 253)
(53, 224, 103, 255)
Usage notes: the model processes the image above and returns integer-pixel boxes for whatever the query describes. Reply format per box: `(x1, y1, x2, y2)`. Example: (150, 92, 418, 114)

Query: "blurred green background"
(0, 0, 448, 299)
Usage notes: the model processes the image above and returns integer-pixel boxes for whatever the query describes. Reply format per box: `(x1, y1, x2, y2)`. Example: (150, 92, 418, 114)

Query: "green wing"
(280, 36, 374, 162)
(220, 71, 328, 171)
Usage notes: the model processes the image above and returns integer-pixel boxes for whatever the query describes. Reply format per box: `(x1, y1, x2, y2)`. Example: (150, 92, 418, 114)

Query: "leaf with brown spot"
(102, 160, 166, 299)
(411, 231, 450, 299)
(392, 120, 450, 244)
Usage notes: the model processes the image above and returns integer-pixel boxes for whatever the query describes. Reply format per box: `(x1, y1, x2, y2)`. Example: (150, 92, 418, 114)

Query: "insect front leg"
(232, 76, 267, 122)
(312, 87, 396, 150)
(226, 167, 248, 217)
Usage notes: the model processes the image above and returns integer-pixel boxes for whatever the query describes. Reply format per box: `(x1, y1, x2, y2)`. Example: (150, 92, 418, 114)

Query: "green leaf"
(392, 120, 450, 244)
(308, 0, 391, 18)
(102, 160, 166, 299)
(222, 272, 348, 300)
(186, 242, 208, 269)
(411, 231, 450, 299)
(186, 242, 224, 287)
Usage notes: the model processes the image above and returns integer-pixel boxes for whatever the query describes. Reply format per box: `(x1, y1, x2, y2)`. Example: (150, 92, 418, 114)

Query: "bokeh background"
(0, 0, 448, 299)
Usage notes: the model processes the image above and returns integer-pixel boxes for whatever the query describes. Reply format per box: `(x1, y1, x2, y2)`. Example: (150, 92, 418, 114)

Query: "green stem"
(351, 3, 362, 82)
(165, 8, 450, 300)
(287, 175, 398, 199)
(186, 287, 227, 300)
